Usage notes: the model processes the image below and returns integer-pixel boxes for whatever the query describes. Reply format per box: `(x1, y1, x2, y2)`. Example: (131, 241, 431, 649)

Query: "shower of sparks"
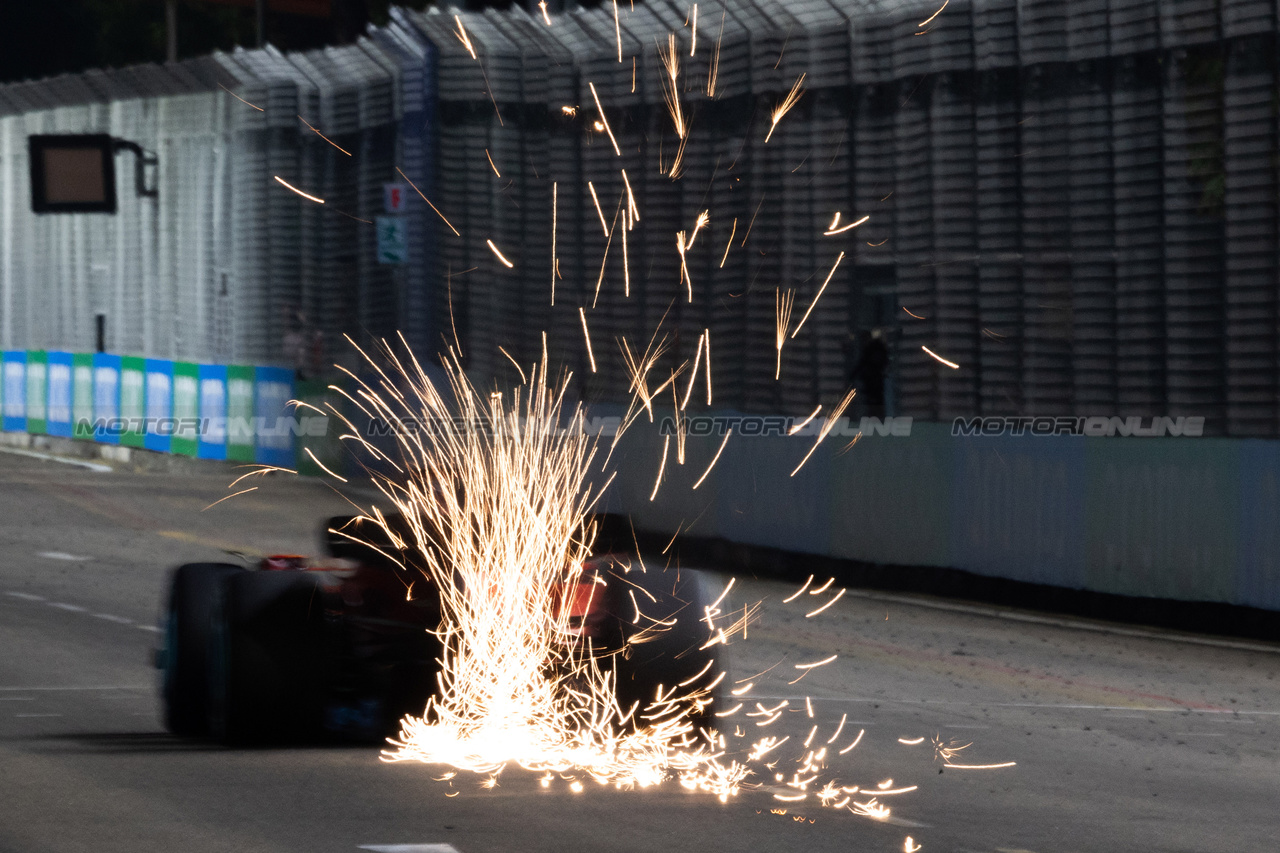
(824, 213, 869, 236)
(273, 176, 324, 204)
(790, 387, 857, 477)
(790, 251, 845, 339)
(396, 167, 460, 237)
(775, 288, 796, 379)
(320, 337, 743, 795)
(919, 0, 949, 27)
(487, 239, 515, 269)
(579, 307, 598, 372)
(298, 115, 352, 156)
(588, 82, 622, 157)
(686, 210, 711, 249)
(658, 33, 690, 177)
(921, 346, 960, 369)
(454, 15, 478, 59)
(765, 73, 806, 143)
(218, 82, 264, 111)
(485, 149, 501, 177)
(691, 428, 731, 489)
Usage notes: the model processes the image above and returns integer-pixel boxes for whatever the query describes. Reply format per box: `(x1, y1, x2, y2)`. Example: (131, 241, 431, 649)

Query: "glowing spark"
(805, 588, 845, 618)
(898, 737, 925, 745)
(826, 714, 847, 744)
(588, 181, 610, 236)
(875, 786, 918, 796)
(921, 346, 960, 370)
(550, 183, 558, 305)
(715, 703, 744, 717)
(202, 486, 257, 510)
(677, 232, 693, 301)
(703, 329, 712, 405)
(297, 116, 352, 156)
(578, 307, 597, 373)
(681, 332, 705, 410)
(905, 837, 922, 853)
(719, 219, 736, 267)
(690, 4, 698, 55)
(485, 149, 501, 177)
(920, 0, 948, 27)
(691, 428, 731, 490)
(790, 387, 856, 477)
(730, 683, 753, 697)
(621, 169, 640, 223)
(454, 15, 477, 60)
(273, 176, 324, 205)
(303, 447, 348, 483)
(588, 82, 622, 157)
(486, 239, 515, 269)
(396, 167, 460, 237)
(903, 306, 925, 319)
(824, 214, 869, 236)
(794, 654, 837, 670)
(686, 210, 710, 249)
(539, 1, 552, 25)
(621, 208, 631, 296)
(613, 0, 623, 62)
(218, 83, 263, 111)
(943, 761, 1017, 770)
(839, 730, 865, 755)
(765, 74, 806, 143)
(810, 576, 834, 594)
(497, 346, 527, 384)
(775, 289, 795, 379)
(561, 105, 578, 116)
(650, 435, 670, 501)
(804, 697, 814, 718)
(570, 781, 584, 793)
(791, 251, 844, 339)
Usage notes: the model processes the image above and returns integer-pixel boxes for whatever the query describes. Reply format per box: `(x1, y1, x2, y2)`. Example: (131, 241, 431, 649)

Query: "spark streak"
(943, 761, 1017, 770)
(396, 167, 460, 237)
(298, 116, 352, 156)
(775, 289, 795, 379)
(551, 183, 558, 305)
(790, 387, 857, 477)
(919, 0, 949, 27)
(921, 346, 960, 369)
(218, 83, 263, 111)
(579, 307, 597, 372)
(650, 435, 670, 501)
(765, 74, 806, 143)
(588, 82, 622, 157)
(273, 176, 324, 204)
(487, 239, 515, 268)
(824, 214, 869, 236)
(691, 429, 732, 490)
(454, 15, 477, 60)
(790, 251, 845, 339)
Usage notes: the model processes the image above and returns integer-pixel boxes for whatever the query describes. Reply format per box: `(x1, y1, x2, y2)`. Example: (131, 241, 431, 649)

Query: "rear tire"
(208, 570, 329, 745)
(162, 563, 245, 737)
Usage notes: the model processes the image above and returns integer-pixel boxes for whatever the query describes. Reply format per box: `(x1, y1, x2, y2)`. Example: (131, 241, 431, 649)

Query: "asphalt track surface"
(0, 450, 1276, 853)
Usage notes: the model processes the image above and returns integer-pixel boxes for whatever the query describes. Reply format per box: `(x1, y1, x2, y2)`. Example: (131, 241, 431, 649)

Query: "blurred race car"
(156, 514, 721, 745)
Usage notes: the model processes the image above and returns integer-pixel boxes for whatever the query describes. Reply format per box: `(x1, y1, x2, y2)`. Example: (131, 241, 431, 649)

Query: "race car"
(157, 514, 722, 745)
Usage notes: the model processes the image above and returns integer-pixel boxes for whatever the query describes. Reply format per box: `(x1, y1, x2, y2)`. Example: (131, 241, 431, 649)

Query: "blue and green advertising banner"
(2, 351, 26, 432)
(143, 358, 173, 454)
(197, 364, 228, 460)
(24, 351, 47, 436)
(253, 366, 295, 468)
(45, 352, 74, 438)
(91, 353, 121, 444)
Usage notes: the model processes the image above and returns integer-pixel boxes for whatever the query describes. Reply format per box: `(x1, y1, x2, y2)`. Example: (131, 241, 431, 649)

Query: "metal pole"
(165, 0, 178, 63)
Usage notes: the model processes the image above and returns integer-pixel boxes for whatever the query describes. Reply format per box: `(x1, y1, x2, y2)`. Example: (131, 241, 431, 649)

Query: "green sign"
(25, 351, 47, 436)
(226, 365, 255, 462)
(120, 356, 146, 448)
(171, 362, 199, 457)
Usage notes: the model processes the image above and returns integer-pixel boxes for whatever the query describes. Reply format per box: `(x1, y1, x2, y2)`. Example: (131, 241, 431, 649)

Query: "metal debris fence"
(0, 0, 1278, 436)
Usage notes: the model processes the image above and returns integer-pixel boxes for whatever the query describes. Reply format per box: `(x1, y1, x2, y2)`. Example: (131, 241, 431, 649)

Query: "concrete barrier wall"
(602, 418, 1280, 612)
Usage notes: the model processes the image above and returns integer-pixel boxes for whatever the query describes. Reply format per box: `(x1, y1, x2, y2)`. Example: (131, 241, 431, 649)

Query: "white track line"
(0, 446, 112, 472)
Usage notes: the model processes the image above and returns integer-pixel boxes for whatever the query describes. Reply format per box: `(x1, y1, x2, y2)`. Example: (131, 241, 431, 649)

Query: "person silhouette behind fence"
(849, 328, 889, 418)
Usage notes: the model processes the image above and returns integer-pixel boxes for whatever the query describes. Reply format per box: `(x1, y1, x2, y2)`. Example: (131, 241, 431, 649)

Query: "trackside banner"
(0, 350, 310, 467)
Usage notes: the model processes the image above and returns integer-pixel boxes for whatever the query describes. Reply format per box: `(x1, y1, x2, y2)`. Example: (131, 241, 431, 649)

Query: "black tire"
(605, 565, 726, 736)
(161, 563, 245, 737)
(208, 570, 330, 746)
